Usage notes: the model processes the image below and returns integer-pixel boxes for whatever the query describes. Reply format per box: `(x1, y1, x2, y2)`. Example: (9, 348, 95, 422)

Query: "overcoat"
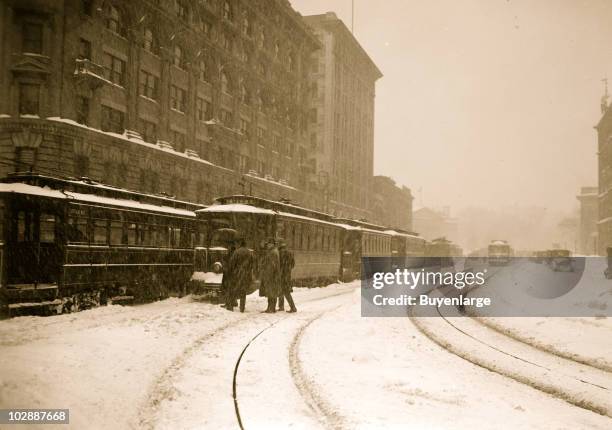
(279, 248, 295, 293)
(259, 247, 281, 298)
(227, 246, 254, 295)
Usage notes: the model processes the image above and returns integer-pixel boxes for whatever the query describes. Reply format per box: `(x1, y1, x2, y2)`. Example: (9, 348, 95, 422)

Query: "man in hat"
(226, 237, 254, 312)
(277, 240, 297, 312)
(260, 237, 281, 313)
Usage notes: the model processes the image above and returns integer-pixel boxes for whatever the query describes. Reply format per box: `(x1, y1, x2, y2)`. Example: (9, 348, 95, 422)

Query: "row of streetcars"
(0, 173, 462, 316)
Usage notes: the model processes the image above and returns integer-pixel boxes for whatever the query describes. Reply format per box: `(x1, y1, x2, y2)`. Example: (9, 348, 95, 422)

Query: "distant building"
(577, 186, 598, 255)
(303, 12, 382, 220)
(371, 176, 413, 231)
(596, 95, 612, 254)
(412, 206, 458, 242)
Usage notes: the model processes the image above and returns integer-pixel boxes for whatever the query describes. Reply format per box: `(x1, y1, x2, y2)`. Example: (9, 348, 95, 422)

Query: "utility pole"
(351, 0, 354, 34)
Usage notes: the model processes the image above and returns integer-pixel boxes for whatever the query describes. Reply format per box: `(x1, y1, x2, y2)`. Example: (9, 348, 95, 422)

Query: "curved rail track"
(410, 272, 612, 419)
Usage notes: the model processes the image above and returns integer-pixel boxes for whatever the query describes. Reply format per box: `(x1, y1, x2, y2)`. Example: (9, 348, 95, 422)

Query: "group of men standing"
(223, 237, 297, 314)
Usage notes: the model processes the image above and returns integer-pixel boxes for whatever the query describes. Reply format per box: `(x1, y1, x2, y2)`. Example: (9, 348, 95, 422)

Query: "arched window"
(105, 4, 125, 36)
(143, 28, 158, 54)
(173, 45, 184, 68)
(223, 1, 233, 20)
(221, 72, 231, 94)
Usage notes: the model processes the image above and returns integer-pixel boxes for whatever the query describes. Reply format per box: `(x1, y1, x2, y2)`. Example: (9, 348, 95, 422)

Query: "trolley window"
(93, 219, 108, 244)
(40, 213, 56, 243)
(110, 220, 123, 245)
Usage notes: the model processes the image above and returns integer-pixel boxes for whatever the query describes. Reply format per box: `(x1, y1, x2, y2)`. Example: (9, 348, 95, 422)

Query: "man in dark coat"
(222, 243, 237, 310)
(260, 238, 281, 313)
(277, 241, 297, 312)
(226, 238, 254, 312)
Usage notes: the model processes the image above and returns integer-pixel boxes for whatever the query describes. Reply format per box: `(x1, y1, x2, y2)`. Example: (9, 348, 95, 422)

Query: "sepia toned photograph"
(0, 0, 611, 428)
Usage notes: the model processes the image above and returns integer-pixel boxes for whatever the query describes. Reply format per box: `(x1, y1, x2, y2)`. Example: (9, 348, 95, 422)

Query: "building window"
(78, 38, 91, 60)
(220, 109, 233, 126)
(171, 130, 186, 152)
(199, 20, 211, 36)
(272, 135, 280, 153)
(175, 0, 188, 22)
(19, 84, 40, 115)
(139, 70, 159, 100)
(101, 105, 125, 133)
(242, 15, 251, 36)
(239, 84, 249, 104)
(274, 41, 280, 59)
(288, 54, 294, 71)
(143, 28, 159, 55)
(139, 118, 157, 142)
(76, 97, 89, 125)
(239, 118, 249, 135)
(196, 97, 212, 121)
(81, 0, 93, 16)
(198, 60, 208, 82)
(170, 85, 186, 112)
(22, 22, 43, 54)
(223, 1, 233, 20)
(74, 155, 89, 177)
(221, 72, 231, 94)
(256, 126, 265, 140)
(105, 4, 125, 36)
(173, 45, 185, 69)
(258, 62, 266, 77)
(103, 53, 126, 86)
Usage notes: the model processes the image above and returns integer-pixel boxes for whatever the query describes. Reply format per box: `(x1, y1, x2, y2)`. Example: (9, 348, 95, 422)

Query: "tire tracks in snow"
(287, 303, 352, 430)
(140, 286, 355, 429)
(410, 288, 612, 419)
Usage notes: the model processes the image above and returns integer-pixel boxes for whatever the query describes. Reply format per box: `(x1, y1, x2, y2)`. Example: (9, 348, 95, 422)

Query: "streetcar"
(487, 240, 512, 266)
(197, 195, 345, 288)
(0, 173, 206, 316)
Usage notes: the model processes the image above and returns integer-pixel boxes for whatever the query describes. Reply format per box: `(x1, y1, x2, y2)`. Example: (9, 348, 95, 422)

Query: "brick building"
(371, 175, 413, 231)
(0, 0, 325, 206)
(302, 12, 382, 220)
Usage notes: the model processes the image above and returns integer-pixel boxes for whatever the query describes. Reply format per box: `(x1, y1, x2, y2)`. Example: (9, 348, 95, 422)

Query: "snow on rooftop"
(0, 183, 66, 199)
(44, 117, 218, 168)
(65, 191, 196, 217)
(0, 183, 196, 217)
(197, 203, 275, 215)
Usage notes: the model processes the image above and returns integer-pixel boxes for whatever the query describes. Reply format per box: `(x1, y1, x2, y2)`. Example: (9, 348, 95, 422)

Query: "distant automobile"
(549, 249, 573, 272)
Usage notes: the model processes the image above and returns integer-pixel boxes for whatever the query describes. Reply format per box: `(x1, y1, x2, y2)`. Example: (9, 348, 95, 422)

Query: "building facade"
(577, 186, 598, 255)
(371, 175, 413, 231)
(303, 12, 382, 220)
(412, 206, 458, 243)
(0, 0, 324, 206)
(596, 98, 612, 254)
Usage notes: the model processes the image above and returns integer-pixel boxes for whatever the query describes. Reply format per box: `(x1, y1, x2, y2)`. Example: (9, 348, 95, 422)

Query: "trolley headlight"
(212, 261, 223, 274)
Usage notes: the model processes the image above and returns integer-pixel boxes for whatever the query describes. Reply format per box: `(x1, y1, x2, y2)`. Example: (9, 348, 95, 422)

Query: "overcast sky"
(290, 0, 612, 213)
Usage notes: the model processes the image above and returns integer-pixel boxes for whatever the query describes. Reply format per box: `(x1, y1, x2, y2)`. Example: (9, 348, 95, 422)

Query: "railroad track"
(231, 290, 353, 430)
(410, 272, 612, 419)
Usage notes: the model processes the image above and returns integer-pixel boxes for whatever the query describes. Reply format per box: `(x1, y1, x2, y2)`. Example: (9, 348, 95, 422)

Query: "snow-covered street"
(1, 282, 611, 429)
